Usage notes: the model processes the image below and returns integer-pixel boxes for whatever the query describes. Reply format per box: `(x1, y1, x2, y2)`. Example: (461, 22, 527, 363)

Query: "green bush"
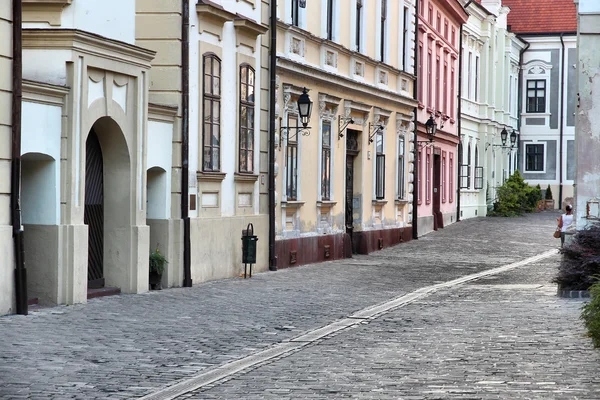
(149, 247, 168, 274)
(582, 278, 600, 347)
(545, 184, 554, 200)
(489, 170, 541, 217)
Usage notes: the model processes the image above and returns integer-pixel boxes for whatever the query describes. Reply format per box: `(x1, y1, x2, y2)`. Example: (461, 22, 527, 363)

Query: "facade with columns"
(458, 0, 525, 220)
(274, 0, 417, 267)
(415, 0, 468, 236)
(1, 0, 271, 315)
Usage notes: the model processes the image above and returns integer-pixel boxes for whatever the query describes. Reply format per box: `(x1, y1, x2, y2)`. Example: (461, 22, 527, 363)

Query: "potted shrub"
(149, 246, 167, 290)
(545, 184, 555, 209)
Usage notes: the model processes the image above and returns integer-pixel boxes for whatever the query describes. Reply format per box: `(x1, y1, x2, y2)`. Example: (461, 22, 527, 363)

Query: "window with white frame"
(286, 114, 299, 200)
(475, 55, 480, 102)
(402, 6, 409, 70)
(467, 52, 472, 100)
(397, 134, 405, 200)
(380, 0, 388, 63)
(375, 131, 385, 199)
(355, 0, 363, 52)
(326, 0, 334, 40)
(239, 64, 255, 173)
(526, 79, 546, 113)
(442, 151, 446, 202)
(291, 0, 299, 26)
(321, 120, 332, 200)
(525, 143, 545, 172)
(474, 145, 483, 190)
(203, 53, 221, 172)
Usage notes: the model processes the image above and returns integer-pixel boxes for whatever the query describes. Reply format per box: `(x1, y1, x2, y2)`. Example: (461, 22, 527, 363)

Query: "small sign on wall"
(299, 0, 306, 7)
(587, 198, 600, 220)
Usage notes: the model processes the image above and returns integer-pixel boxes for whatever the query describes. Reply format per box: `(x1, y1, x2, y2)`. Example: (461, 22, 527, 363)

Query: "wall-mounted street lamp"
(417, 114, 437, 148)
(280, 87, 313, 139)
(338, 115, 354, 139)
(488, 127, 517, 150)
(368, 122, 384, 144)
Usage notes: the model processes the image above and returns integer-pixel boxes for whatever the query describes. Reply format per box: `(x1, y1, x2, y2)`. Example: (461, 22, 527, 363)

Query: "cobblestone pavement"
(1, 211, 591, 399)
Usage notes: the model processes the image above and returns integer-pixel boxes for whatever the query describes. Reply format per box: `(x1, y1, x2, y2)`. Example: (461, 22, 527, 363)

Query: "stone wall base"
(352, 227, 413, 255)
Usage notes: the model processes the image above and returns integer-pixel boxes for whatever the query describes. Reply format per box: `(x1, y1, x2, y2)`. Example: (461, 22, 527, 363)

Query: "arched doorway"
(85, 129, 104, 288)
(85, 117, 132, 291)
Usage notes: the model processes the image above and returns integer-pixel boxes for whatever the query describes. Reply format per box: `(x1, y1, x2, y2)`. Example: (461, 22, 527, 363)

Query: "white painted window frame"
(523, 142, 547, 174)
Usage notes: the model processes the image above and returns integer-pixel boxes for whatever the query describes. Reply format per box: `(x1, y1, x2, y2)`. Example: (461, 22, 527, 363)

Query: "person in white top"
(558, 204, 574, 247)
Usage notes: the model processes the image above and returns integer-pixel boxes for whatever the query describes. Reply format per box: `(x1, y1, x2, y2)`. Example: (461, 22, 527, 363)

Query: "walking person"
(557, 204, 574, 247)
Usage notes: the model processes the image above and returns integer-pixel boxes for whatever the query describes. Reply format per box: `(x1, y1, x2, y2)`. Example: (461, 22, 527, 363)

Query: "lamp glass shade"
(297, 88, 312, 127)
(500, 128, 508, 145)
(510, 130, 517, 146)
(425, 116, 437, 138)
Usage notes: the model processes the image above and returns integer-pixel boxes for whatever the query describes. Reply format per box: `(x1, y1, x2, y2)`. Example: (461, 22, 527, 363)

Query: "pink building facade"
(416, 0, 468, 236)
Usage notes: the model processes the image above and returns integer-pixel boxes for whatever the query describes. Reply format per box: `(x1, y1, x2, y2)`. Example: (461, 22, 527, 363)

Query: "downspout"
(268, 0, 277, 270)
(456, 0, 473, 222)
(516, 38, 530, 175)
(411, 0, 419, 240)
(456, 23, 463, 222)
(559, 33, 565, 209)
(12, 0, 27, 315)
(12, 0, 26, 315)
(182, 0, 192, 287)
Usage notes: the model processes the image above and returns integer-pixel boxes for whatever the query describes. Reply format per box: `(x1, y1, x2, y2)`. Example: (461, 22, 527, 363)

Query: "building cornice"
(22, 29, 156, 69)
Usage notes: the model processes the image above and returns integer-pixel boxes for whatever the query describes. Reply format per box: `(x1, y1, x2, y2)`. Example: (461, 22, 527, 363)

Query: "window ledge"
(372, 199, 388, 206)
(197, 171, 227, 182)
(522, 112, 550, 117)
(281, 200, 305, 209)
(234, 172, 259, 182)
(395, 199, 410, 205)
(317, 200, 337, 208)
(418, 102, 425, 109)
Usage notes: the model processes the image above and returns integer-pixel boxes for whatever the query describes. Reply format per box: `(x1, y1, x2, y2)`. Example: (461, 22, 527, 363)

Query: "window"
(436, 57, 441, 111)
(327, 0, 334, 40)
(286, 114, 299, 200)
(467, 52, 472, 100)
(443, 62, 448, 114)
(291, 0, 299, 26)
(418, 43, 423, 101)
(239, 65, 255, 173)
(459, 142, 470, 189)
(427, 49, 433, 106)
(525, 143, 544, 172)
(419, 0, 424, 15)
(444, 19, 448, 39)
(397, 135, 405, 199)
(436, 12, 441, 32)
(428, 4, 433, 25)
(375, 132, 385, 199)
(442, 151, 446, 202)
(451, 27, 455, 47)
(475, 56, 480, 102)
(203, 54, 221, 172)
(426, 149, 431, 204)
(418, 149, 422, 204)
(356, 0, 363, 52)
(380, 0, 387, 62)
(321, 120, 332, 200)
(402, 6, 409, 70)
(450, 67, 455, 119)
(449, 152, 454, 202)
(527, 80, 546, 113)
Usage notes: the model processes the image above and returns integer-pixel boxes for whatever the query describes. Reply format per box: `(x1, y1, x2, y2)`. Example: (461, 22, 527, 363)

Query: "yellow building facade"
(274, 0, 418, 267)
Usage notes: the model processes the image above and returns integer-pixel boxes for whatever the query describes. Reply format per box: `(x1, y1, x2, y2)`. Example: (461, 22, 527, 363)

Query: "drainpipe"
(516, 38, 530, 174)
(268, 0, 277, 270)
(456, 23, 465, 222)
(181, 0, 192, 287)
(456, 1, 473, 222)
(411, 0, 419, 240)
(558, 33, 565, 209)
(12, 0, 27, 315)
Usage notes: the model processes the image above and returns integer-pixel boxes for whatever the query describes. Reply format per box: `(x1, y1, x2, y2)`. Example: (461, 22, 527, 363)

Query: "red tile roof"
(503, 0, 577, 34)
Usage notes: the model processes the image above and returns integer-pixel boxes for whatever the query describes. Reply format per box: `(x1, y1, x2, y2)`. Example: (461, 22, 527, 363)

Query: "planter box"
(545, 199, 555, 209)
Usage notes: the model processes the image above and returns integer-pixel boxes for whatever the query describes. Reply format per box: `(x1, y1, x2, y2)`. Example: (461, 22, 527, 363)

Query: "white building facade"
(459, 0, 524, 219)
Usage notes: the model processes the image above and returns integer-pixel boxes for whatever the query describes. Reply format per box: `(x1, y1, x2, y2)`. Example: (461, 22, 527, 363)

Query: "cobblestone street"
(2, 212, 598, 399)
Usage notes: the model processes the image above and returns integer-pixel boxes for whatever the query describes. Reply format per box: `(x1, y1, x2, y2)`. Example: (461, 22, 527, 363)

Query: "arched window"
(239, 64, 255, 173)
(203, 54, 221, 171)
